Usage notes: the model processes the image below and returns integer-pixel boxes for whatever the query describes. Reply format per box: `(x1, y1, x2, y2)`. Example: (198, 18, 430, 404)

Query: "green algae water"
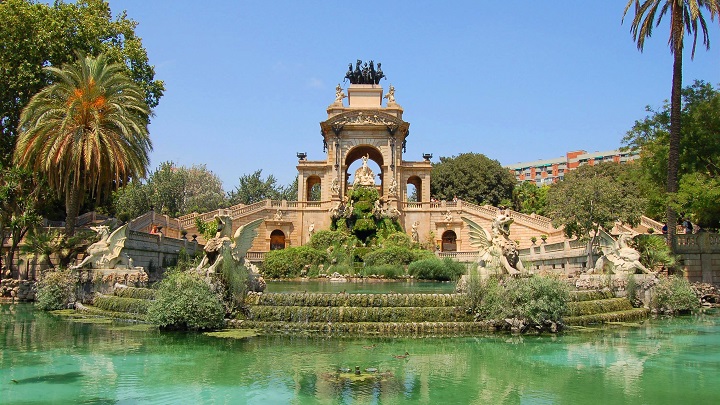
(2, 303, 719, 404)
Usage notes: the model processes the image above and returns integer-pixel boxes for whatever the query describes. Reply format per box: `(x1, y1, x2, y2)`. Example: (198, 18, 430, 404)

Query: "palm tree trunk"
(666, 41, 683, 251)
(65, 182, 82, 236)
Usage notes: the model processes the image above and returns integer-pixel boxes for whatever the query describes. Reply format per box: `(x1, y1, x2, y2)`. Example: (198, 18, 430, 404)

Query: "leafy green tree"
(147, 162, 186, 217)
(623, 0, 720, 244)
(430, 153, 516, 206)
(0, 167, 47, 276)
(228, 170, 283, 205)
(546, 163, 647, 266)
(512, 182, 549, 216)
(0, 0, 164, 166)
(14, 54, 151, 235)
(624, 81, 720, 228)
(184, 164, 227, 214)
(113, 162, 227, 220)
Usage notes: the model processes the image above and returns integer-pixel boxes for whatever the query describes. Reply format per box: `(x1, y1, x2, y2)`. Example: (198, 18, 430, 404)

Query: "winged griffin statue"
(195, 216, 266, 292)
(462, 210, 527, 276)
(71, 224, 134, 269)
(592, 232, 653, 275)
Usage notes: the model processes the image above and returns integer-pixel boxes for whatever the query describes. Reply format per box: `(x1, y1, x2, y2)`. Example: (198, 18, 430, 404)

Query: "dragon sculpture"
(462, 210, 527, 276)
(592, 232, 653, 275)
(196, 216, 266, 292)
(71, 224, 134, 269)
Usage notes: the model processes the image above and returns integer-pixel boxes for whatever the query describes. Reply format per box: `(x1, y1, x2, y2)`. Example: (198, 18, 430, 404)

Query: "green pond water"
(2, 303, 719, 404)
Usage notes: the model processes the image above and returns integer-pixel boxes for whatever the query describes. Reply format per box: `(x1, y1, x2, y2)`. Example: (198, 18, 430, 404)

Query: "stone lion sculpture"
(462, 211, 527, 276)
(592, 232, 653, 275)
(71, 224, 134, 269)
(195, 215, 266, 292)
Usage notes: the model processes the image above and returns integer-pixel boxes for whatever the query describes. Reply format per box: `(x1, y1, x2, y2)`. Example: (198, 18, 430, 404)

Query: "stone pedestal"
(347, 84, 383, 108)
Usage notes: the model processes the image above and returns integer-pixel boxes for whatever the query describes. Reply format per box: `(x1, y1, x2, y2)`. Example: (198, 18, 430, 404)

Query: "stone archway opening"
(270, 229, 286, 250)
(407, 176, 422, 202)
(441, 230, 457, 252)
(345, 145, 384, 194)
(306, 175, 322, 201)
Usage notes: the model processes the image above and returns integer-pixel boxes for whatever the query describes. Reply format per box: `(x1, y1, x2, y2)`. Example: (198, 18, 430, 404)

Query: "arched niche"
(441, 230, 457, 252)
(270, 229, 286, 250)
(344, 145, 384, 194)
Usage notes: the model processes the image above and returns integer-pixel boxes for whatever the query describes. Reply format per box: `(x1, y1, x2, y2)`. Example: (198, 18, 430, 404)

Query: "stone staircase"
(565, 290, 649, 326)
(76, 286, 153, 321)
(240, 292, 494, 336)
(70, 287, 650, 333)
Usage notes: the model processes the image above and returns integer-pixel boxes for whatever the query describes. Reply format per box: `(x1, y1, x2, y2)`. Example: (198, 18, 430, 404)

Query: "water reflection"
(1, 304, 719, 404)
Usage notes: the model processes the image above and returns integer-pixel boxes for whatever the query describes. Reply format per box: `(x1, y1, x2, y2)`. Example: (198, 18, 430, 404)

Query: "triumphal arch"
(173, 62, 563, 259)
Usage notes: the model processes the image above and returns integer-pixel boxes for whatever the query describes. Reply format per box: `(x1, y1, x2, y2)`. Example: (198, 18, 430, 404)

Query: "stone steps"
(248, 292, 466, 308)
(564, 308, 650, 326)
(247, 305, 473, 323)
(237, 320, 496, 336)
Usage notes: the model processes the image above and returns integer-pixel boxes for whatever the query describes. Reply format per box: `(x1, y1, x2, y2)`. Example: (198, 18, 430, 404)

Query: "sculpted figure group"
(344, 60, 385, 85)
(463, 210, 527, 276)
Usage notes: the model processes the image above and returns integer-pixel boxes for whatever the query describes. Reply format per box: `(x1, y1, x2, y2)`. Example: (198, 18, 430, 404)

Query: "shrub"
(652, 276, 699, 313)
(383, 232, 413, 248)
(308, 230, 349, 251)
(262, 246, 328, 278)
(408, 258, 466, 281)
(465, 276, 570, 330)
(466, 276, 506, 321)
(147, 271, 224, 330)
(35, 270, 76, 310)
(503, 276, 570, 326)
(363, 246, 415, 266)
(632, 234, 676, 271)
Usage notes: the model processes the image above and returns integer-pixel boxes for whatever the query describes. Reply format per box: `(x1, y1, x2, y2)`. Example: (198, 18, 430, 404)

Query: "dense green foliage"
(408, 258, 465, 281)
(651, 276, 700, 313)
(623, 81, 720, 229)
(113, 162, 226, 219)
(227, 169, 296, 205)
(14, 53, 150, 235)
(262, 246, 328, 278)
(466, 276, 570, 331)
(359, 264, 404, 279)
(0, 167, 47, 273)
(0, 0, 164, 166)
(308, 230, 351, 251)
(546, 163, 646, 265)
(35, 270, 76, 310)
(430, 153, 516, 206)
(623, 0, 720, 241)
(512, 182, 549, 216)
(362, 246, 433, 267)
(631, 234, 676, 271)
(147, 271, 224, 330)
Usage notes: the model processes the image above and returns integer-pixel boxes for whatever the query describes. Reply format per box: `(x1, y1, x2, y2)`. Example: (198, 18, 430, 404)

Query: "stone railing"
(246, 251, 266, 262)
(457, 200, 498, 218)
(641, 216, 664, 233)
(436, 251, 478, 262)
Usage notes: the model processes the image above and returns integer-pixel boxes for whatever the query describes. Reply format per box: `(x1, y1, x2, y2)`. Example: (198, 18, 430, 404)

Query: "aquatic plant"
(93, 295, 149, 314)
(408, 258, 465, 281)
(113, 286, 155, 300)
(262, 246, 328, 278)
(651, 276, 700, 314)
(35, 269, 76, 310)
(147, 271, 224, 330)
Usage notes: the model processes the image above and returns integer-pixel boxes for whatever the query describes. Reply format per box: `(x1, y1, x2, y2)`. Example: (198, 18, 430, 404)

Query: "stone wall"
(675, 233, 720, 284)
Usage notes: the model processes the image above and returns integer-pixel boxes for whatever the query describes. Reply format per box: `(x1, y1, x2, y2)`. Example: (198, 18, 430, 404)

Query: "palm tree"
(623, 0, 720, 247)
(14, 54, 151, 235)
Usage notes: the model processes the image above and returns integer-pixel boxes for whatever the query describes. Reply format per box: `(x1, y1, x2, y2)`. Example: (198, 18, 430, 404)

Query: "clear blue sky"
(109, 0, 719, 190)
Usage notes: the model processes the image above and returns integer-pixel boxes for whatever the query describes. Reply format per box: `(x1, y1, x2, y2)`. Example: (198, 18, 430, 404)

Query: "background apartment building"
(505, 149, 640, 185)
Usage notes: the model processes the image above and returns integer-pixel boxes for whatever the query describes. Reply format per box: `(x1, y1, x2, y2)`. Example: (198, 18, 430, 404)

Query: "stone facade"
(175, 83, 566, 258)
